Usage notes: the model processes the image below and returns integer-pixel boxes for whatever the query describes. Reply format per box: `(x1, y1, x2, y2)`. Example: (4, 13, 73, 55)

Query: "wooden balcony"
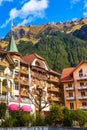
(32, 73, 47, 80)
(20, 79, 29, 86)
(0, 61, 9, 67)
(48, 86, 58, 92)
(14, 78, 29, 86)
(20, 68, 28, 75)
(0, 72, 4, 77)
(20, 90, 28, 97)
(2, 86, 12, 92)
(47, 77, 59, 83)
(14, 77, 18, 82)
(48, 96, 59, 102)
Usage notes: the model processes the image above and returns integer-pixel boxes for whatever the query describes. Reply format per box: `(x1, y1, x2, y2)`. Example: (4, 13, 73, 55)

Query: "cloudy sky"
(0, 0, 87, 38)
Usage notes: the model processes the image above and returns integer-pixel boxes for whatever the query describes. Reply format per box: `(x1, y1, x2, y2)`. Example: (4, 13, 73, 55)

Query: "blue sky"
(0, 0, 87, 38)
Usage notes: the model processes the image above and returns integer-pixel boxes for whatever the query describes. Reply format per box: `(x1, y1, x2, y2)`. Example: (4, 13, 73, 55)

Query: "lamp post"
(4, 67, 11, 118)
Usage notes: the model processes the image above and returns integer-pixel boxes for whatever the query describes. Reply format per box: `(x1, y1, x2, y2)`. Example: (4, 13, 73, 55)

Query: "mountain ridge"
(3, 18, 87, 44)
(1, 18, 87, 73)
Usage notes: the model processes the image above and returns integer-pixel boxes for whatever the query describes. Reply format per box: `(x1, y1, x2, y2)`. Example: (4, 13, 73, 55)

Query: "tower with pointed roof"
(7, 35, 18, 53)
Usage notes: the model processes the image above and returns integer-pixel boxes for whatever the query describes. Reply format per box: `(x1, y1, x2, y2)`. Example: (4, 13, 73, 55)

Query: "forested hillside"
(2, 18, 87, 73)
(18, 31, 87, 73)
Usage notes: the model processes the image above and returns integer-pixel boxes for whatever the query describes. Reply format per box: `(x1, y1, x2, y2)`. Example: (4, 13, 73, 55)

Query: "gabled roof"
(22, 53, 45, 65)
(49, 68, 61, 76)
(61, 67, 75, 83)
(61, 61, 87, 83)
(72, 60, 87, 73)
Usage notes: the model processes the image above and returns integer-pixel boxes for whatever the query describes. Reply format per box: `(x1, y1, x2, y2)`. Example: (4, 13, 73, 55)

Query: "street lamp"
(4, 67, 11, 118)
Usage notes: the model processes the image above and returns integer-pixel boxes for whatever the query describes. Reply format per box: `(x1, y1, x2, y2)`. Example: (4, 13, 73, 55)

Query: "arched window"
(35, 61, 40, 66)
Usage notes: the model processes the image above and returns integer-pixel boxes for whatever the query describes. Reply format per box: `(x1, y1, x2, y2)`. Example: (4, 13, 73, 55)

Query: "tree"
(0, 102, 6, 119)
(26, 85, 49, 114)
(62, 107, 72, 126)
(71, 109, 87, 127)
(47, 104, 64, 126)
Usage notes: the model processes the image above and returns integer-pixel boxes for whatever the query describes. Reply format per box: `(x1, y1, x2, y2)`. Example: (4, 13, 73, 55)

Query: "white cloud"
(72, 17, 78, 21)
(83, 1, 87, 18)
(83, 12, 87, 17)
(0, 0, 48, 28)
(10, 0, 48, 19)
(71, 0, 80, 4)
(0, 0, 13, 6)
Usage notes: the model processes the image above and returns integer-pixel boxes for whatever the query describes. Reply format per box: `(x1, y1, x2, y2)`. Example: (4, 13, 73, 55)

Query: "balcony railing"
(48, 96, 59, 102)
(20, 79, 29, 86)
(48, 87, 58, 92)
(66, 96, 75, 100)
(2, 86, 12, 92)
(21, 91, 28, 97)
(14, 78, 29, 86)
(47, 77, 59, 83)
(32, 73, 48, 80)
(78, 96, 87, 100)
(20, 68, 28, 75)
(76, 76, 87, 80)
(65, 87, 74, 91)
(0, 61, 9, 67)
(80, 106, 87, 110)
(78, 86, 87, 90)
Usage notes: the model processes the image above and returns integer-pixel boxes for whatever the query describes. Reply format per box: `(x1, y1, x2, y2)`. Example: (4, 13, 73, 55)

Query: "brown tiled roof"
(22, 53, 44, 65)
(61, 67, 75, 83)
(49, 69, 61, 76)
(20, 58, 29, 65)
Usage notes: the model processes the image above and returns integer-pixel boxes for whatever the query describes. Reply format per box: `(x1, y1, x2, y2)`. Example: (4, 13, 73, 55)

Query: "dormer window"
(14, 59, 20, 68)
(79, 69, 83, 77)
(35, 61, 40, 66)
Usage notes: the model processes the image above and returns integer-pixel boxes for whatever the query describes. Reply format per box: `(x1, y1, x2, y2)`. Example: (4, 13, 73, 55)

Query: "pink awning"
(21, 105, 33, 112)
(8, 104, 19, 111)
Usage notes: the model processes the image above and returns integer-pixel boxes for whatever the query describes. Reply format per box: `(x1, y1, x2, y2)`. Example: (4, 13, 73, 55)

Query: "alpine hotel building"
(0, 35, 63, 113)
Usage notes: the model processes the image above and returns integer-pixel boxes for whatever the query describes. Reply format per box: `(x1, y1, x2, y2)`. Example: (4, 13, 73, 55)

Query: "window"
(81, 91, 85, 96)
(0, 68, 4, 73)
(79, 69, 83, 77)
(35, 61, 40, 66)
(82, 102, 86, 106)
(68, 83, 72, 88)
(80, 82, 84, 87)
(70, 103, 74, 110)
(14, 71, 19, 77)
(0, 56, 3, 61)
(69, 92, 73, 97)
(14, 60, 20, 67)
(15, 84, 18, 90)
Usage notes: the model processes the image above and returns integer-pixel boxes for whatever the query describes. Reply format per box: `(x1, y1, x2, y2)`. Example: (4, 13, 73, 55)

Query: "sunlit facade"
(0, 36, 63, 112)
(61, 61, 87, 110)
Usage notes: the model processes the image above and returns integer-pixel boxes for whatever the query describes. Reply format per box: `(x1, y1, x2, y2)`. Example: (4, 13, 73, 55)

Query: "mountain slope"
(18, 31, 87, 72)
(2, 18, 87, 73)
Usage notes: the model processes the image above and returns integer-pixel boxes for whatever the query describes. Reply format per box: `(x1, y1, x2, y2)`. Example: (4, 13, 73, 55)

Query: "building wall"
(0, 52, 63, 113)
(63, 62, 87, 110)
